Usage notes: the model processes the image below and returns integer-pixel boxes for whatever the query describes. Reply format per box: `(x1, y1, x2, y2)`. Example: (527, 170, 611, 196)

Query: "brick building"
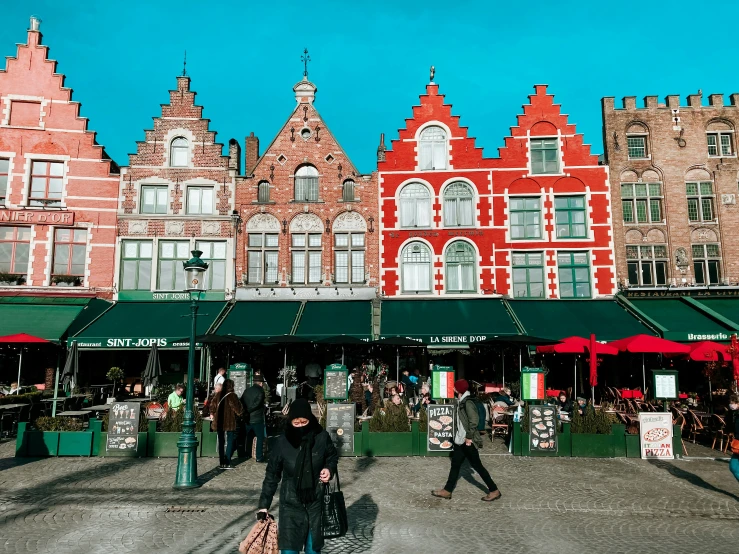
(115, 75, 237, 300)
(0, 17, 119, 297)
(603, 93, 739, 289)
(379, 79, 616, 298)
(234, 74, 378, 300)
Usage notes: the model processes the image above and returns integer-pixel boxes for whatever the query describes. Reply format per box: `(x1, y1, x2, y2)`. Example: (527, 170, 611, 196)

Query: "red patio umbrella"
(684, 341, 730, 362)
(609, 334, 690, 393)
(0, 333, 51, 395)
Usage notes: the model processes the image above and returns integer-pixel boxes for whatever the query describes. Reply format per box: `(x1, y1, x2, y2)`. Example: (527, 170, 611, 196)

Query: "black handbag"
(321, 470, 348, 539)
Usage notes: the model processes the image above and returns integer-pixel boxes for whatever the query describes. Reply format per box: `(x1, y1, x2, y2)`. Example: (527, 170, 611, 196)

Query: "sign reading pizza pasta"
(521, 367, 545, 401)
(431, 366, 455, 400)
(427, 404, 454, 451)
(638, 412, 673, 459)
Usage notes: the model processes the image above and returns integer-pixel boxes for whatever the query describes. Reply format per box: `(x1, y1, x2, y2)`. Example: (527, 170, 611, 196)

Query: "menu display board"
(427, 404, 454, 451)
(106, 402, 141, 452)
(639, 412, 674, 459)
(431, 366, 455, 400)
(652, 370, 679, 400)
(521, 367, 546, 401)
(228, 363, 252, 398)
(326, 403, 355, 455)
(529, 405, 557, 453)
(324, 364, 348, 400)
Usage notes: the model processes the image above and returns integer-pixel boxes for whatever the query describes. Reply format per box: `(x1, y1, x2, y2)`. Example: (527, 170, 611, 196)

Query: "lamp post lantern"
(174, 250, 208, 489)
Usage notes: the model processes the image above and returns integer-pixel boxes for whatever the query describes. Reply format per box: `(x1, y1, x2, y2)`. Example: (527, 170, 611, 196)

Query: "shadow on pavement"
(459, 466, 489, 493)
(649, 459, 739, 502)
(324, 493, 378, 554)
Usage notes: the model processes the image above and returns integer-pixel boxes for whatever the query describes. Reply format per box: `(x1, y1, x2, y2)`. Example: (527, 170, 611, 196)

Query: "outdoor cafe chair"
(671, 411, 689, 456)
(710, 414, 730, 451)
(686, 409, 707, 444)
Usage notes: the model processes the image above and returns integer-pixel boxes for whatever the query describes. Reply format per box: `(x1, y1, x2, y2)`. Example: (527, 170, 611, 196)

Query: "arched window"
(258, 181, 270, 203)
(342, 179, 355, 202)
(294, 165, 319, 202)
(443, 182, 474, 226)
(419, 126, 447, 170)
(445, 241, 476, 293)
(170, 137, 189, 167)
(399, 183, 431, 228)
(401, 242, 432, 293)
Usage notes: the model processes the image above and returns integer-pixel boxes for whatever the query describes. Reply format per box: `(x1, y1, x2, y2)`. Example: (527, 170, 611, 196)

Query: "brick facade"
(0, 18, 119, 297)
(116, 75, 236, 300)
(602, 93, 739, 288)
(379, 81, 616, 299)
(234, 76, 378, 300)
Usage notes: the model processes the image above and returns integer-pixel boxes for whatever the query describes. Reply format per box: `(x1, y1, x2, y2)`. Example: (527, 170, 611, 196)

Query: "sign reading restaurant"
(71, 338, 190, 348)
(0, 209, 75, 225)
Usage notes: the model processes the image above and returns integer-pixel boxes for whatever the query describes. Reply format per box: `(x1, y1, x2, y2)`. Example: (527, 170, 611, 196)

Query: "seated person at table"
(413, 383, 436, 414)
(575, 397, 592, 416)
(494, 387, 517, 407)
(167, 384, 185, 411)
(557, 391, 573, 413)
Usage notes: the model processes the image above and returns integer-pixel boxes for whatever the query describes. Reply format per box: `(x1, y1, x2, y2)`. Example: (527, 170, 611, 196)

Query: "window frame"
(399, 183, 431, 228)
(554, 195, 587, 239)
(557, 251, 592, 299)
(686, 181, 715, 222)
(418, 125, 447, 170)
(196, 240, 227, 290)
(401, 242, 432, 293)
(334, 232, 365, 284)
(170, 137, 189, 167)
(342, 180, 356, 202)
(626, 134, 648, 159)
(246, 232, 279, 285)
(140, 185, 169, 215)
(621, 183, 663, 224)
(186, 186, 215, 215)
(0, 226, 31, 275)
(29, 160, 64, 207)
(156, 240, 190, 291)
(444, 241, 476, 294)
(707, 131, 734, 157)
(0, 158, 9, 205)
(511, 251, 546, 299)
(52, 228, 87, 277)
(529, 137, 560, 175)
(290, 232, 322, 285)
(120, 240, 153, 291)
(294, 165, 320, 202)
(509, 196, 542, 240)
(692, 243, 721, 285)
(626, 245, 668, 287)
(257, 181, 271, 204)
(443, 182, 475, 227)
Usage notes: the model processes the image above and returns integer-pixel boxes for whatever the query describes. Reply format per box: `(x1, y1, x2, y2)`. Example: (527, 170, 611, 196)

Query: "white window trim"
(442, 238, 480, 295)
(625, 133, 651, 160)
(440, 178, 478, 229)
(414, 121, 453, 171)
(397, 180, 434, 229)
(135, 178, 173, 216)
(706, 130, 737, 158)
(527, 134, 565, 177)
(22, 153, 70, 209)
(163, 128, 195, 169)
(398, 238, 435, 295)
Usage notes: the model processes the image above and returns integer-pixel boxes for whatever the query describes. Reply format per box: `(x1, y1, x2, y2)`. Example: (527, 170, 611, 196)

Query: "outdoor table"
(619, 389, 643, 399)
(545, 389, 560, 397)
(57, 410, 92, 417)
(88, 405, 111, 412)
(0, 403, 27, 410)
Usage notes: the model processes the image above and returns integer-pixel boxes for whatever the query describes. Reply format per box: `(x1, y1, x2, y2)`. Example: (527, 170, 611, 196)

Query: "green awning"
(216, 301, 301, 339)
(380, 299, 518, 345)
(294, 301, 373, 339)
(687, 298, 739, 337)
(0, 296, 110, 343)
(70, 301, 227, 348)
(508, 299, 653, 341)
(627, 297, 739, 341)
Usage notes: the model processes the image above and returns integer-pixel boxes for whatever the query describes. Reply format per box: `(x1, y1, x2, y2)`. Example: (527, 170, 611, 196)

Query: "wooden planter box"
(624, 434, 640, 458)
(571, 433, 615, 458)
(611, 424, 626, 458)
(15, 423, 60, 457)
(364, 432, 413, 456)
(57, 431, 93, 456)
(148, 432, 202, 457)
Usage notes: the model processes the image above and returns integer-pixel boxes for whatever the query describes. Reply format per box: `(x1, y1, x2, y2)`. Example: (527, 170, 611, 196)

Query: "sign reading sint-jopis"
(68, 337, 191, 348)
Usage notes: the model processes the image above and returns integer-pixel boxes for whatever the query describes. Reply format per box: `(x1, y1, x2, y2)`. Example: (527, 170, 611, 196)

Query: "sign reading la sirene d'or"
(0, 209, 75, 225)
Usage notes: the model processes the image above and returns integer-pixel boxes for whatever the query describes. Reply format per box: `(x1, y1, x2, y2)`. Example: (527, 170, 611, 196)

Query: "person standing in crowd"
(432, 379, 501, 502)
(305, 359, 322, 388)
(242, 376, 266, 463)
(257, 398, 338, 554)
(167, 384, 184, 411)
(210, 379, 243, 470)
(213, 367, 226, 389)
(401, 369, 416, 398)
(729, 394, 739, 483)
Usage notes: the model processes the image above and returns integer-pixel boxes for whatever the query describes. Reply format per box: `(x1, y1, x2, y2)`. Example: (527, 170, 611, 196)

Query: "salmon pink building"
(378, 77, 616, 299)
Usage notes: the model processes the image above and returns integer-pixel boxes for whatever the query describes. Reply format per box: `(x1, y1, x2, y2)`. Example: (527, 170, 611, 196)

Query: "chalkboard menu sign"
(427, 404, 454, 451)
(323, 364, 348, 400)
(529, 405, 557, 454)
(326, 403, 355, 455)
(228, 363, 252, 398)
(106, 402, 141, 452)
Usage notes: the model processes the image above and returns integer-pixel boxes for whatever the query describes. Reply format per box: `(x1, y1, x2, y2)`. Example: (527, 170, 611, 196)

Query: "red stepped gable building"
(0, 17, 119, 296)
(378, 78, 616, 298)
(235, 72, 378, 299)
(115, 74, 237, 301)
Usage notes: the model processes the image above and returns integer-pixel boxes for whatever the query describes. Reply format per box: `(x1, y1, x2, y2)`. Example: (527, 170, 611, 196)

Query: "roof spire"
(301, 48, 311, 78)
(430, 65, 435, 83)
(30, 16, 41, 31)
(182, 50, 187, 77)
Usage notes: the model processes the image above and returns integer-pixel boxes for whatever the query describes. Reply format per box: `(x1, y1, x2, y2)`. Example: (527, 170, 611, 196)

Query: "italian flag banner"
(432, 370, 455, 399)
(523, 371, 544, 400)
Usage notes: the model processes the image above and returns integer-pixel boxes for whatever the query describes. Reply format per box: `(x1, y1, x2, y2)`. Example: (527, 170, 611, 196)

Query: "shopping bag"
(731, 438, 739, 455)
(238, 515, 278, 554)
(321, 470, 348, 539)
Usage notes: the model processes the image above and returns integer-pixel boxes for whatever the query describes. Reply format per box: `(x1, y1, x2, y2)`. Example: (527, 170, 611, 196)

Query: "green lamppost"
(174, 250, 208, 489)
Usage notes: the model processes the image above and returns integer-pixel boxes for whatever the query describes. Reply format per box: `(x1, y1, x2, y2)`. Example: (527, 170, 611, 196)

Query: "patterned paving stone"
(0, 439, 737, 553)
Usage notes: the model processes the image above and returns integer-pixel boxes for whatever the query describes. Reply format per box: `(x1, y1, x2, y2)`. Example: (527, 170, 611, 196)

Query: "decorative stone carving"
(128, 220, 148, 235)
(333, 211, 367, 232)
(691, 228, 718, 243)
(624, 229, 643, 244)
(675, 247, 689, 273)
(201, 221, 221, 236)
(290, 213, 323, 233)
(165, 221, 185, 236)
(246, 213, 280, 232)
(646, 229, 666, 243)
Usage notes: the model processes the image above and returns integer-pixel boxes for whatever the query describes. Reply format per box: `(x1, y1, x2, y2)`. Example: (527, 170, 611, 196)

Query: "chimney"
(30, 16, 41, 31)
(228, 138, 241, 173)
(28, 16, 41, 47)
(245, 133, 259, 175)
(176, 76, 190, 92)
(377, 133, 386, 163)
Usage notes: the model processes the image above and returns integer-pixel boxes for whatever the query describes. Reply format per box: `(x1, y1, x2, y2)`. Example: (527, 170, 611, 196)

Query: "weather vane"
(301, 48, 311, 78)
(430, 65, 435, 82)
(182, 50, 187, 77)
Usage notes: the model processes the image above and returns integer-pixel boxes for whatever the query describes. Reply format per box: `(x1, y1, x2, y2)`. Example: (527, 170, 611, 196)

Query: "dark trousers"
(444, 443, 498, 493)
(217, 429, 236, 466)
(244, 422, 265, 461)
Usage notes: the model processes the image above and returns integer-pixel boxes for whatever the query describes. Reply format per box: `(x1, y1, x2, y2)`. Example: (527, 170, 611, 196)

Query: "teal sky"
(3, 1, 739, 173)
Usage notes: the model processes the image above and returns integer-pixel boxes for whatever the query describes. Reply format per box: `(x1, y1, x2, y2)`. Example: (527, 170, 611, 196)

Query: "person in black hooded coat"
(257, 398, 339, 554)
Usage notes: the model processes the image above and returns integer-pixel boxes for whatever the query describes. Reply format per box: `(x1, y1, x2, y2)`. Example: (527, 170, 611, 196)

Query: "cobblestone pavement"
(0, 439, 737, 554)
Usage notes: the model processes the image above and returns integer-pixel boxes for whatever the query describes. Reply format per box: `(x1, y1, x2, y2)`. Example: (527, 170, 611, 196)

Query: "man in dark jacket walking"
(257, 398, 338, 554)
(241, 376, 266, 462)
(432, 379, 501, 501)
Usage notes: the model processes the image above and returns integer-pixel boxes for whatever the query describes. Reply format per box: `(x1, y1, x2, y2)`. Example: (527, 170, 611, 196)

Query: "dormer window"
(530, 138, 559, 174)
(170, 137, 189, 167)
(294, 165, 319, 202)
(626, 122, 649, 159)
(257, 181, 271, 203)
(342, 180, 356, 202)
(419, 126, 447, 170)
